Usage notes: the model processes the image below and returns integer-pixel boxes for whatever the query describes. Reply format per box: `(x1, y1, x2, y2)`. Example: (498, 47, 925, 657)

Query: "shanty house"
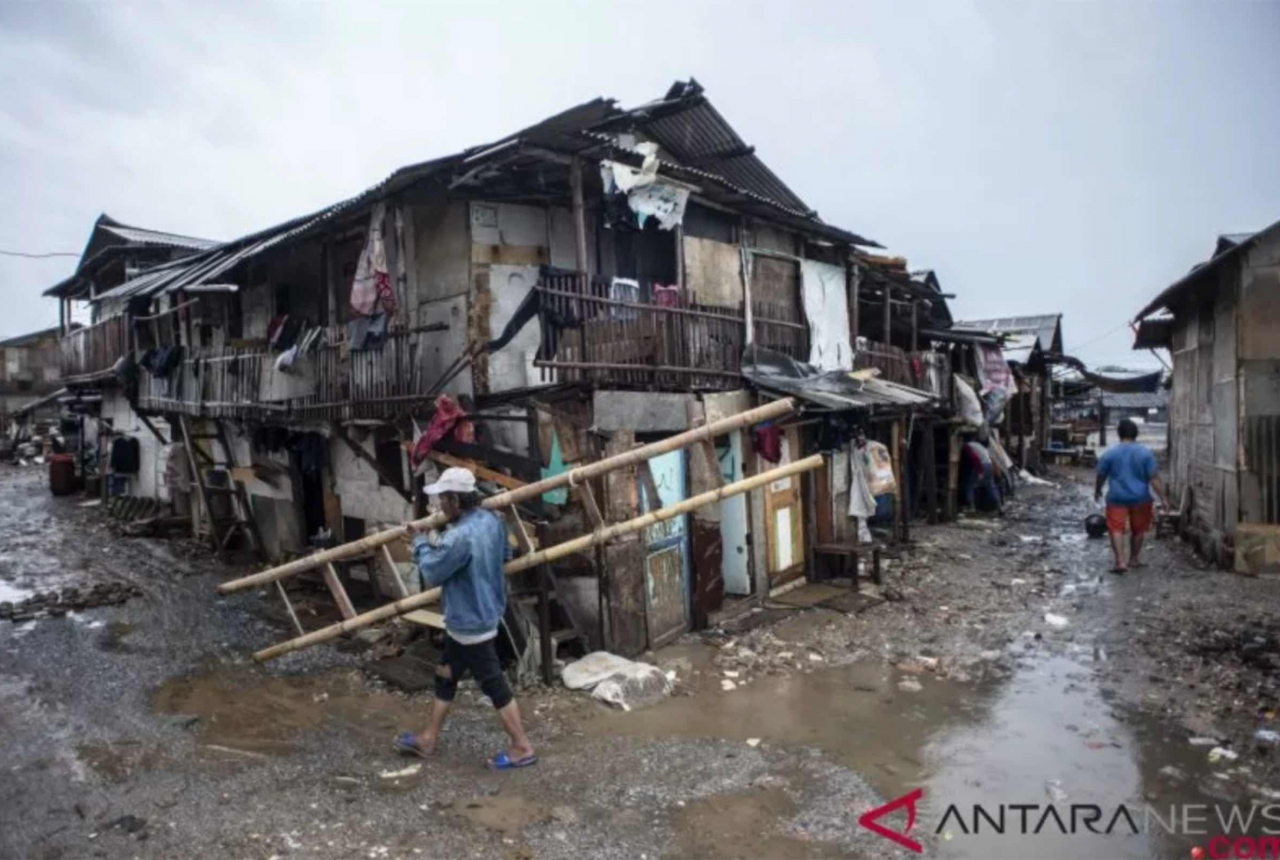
(49, 80, 956, 655)
(951, 313, 1064, 470)
(1132, 222, 1280, 572)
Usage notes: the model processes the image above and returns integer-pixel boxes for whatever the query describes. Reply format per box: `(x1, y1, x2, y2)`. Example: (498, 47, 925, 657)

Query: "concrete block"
(593, 391, 693, 433)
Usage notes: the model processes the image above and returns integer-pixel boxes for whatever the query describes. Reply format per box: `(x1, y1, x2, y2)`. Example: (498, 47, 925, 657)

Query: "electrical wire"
(0, 249, 78, 259)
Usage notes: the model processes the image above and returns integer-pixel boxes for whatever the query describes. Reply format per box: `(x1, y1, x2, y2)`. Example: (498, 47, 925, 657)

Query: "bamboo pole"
(252, 454, 822, 662)
(218, 397, 798, 594)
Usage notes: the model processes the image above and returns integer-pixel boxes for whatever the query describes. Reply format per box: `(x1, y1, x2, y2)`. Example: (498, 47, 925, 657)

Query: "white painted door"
(718, 430, 751, 595)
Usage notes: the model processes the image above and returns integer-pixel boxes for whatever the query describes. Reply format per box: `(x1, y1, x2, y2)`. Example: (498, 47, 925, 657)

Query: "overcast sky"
(2, 0, 1276, 368)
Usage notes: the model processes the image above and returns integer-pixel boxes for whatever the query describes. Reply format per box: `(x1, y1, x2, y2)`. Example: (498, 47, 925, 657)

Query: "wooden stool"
(813, 543, 883, 592)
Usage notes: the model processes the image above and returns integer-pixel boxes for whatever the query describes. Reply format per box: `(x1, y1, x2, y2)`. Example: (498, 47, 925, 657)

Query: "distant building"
(0, 325, 65, 424)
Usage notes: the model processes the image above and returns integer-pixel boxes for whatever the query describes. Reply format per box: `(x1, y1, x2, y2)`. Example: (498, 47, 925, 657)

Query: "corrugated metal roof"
(952, 314, 1063, 353)
(98, 223, 217, 251)
(742, 347, 935, 411)
(1134, 218, 1280, 321)
(95, 80, 880, 303)
(1101, 391, 1167, 410)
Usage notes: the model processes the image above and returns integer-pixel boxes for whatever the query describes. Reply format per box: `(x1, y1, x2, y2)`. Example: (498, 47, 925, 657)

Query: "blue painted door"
(640, 448, 690, 647)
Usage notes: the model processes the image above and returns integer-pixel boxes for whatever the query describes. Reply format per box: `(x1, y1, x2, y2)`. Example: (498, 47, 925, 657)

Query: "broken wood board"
(428, 451, 527, 492)
(402, 609, 446, 629)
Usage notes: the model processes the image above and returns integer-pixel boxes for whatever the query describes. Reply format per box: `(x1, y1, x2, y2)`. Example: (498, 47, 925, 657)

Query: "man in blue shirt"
(1094, 419, 1168, 574)
(393, 467, 536, 770)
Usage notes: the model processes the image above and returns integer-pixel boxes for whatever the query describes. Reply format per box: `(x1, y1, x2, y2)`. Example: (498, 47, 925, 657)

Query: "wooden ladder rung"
(322, 562, 357, 620)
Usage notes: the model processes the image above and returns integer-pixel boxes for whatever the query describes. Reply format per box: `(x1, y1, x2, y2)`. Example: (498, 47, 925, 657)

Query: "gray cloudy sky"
(2, 0, 1277, 368)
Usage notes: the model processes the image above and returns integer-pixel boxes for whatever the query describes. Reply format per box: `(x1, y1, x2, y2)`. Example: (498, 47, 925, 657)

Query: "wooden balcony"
(59, 315, 128, 381)
(533, 272, 807, 392)
(136, 326, 450, 422)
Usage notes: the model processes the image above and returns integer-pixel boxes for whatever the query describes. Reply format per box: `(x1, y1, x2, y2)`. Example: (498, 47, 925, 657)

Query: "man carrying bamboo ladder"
(393, 467, 537, 770)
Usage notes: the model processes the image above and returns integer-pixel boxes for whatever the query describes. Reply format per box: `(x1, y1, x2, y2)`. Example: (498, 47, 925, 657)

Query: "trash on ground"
(898, 678, 923, 693)
(1045, 780, 1068, 802)
(1020, 470, 1057, 488)
(1188, 737, 1219, 746)
(721, 679, 737, 692)
(1208, 747, 1239, 763)
(1256, 730, 1280, 744)
(562, 651, 673, 711)
(379, 764, 421, 779)
(746, 738, 761, 747)
(1044, 613, 1070, 628)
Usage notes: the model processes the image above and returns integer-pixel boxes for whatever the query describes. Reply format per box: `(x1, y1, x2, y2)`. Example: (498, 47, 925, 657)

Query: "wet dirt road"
(2, 463, 1277, 859)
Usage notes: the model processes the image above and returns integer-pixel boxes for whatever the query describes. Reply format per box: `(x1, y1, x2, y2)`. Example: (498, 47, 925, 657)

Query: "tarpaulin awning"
(741, 347, 935, 411)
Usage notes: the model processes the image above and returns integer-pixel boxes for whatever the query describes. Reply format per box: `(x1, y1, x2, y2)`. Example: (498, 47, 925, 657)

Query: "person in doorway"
(393, 467, 536, 770)
(1094, 418, 1168, 574)
(960, 430, 1003, 515)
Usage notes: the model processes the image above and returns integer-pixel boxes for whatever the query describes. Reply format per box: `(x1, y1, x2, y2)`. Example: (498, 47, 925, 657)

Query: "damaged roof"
(952, 314, 1064, 355)
(43, 214, 217, 298)
(94, 79, 879, 304)
(1133, 218, 1280, 321)
(742, 347, 936, 412)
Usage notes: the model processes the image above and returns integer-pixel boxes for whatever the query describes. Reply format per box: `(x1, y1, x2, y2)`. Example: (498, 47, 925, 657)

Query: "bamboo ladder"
(216, 398, 805, 661)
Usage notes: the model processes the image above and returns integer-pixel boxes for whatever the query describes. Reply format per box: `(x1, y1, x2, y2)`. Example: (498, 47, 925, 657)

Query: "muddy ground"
(3, 463, 1280, 859)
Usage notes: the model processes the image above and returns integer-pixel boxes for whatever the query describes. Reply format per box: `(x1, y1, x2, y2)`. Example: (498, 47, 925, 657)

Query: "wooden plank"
(179, 416, 222, 552)
(636, 460, 661, 512)
(323, 563, 357, 620)
(428, 450, 527, 492)
(403, 609, 446, 629)
(507, 507, 534, 553)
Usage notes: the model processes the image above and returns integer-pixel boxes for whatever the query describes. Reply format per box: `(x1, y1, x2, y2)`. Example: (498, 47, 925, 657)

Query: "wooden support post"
(508, 506, 534, 554)
(250, 455, 824, 661)
(636, 460, 661, 511)
(221, 398, 799, 594)
(911, 301, 919, 352)
(946, 427, 962, 521)
(883, 285, 893, 346)
(138, 413, 168, 445)
(536, 523, 554, 686)
(849, 259, 860, 341)
(923, 420, 939, 525)
(324, 239, 337, 330)
(892, 418, 905, 543)
(740, 220, 754, 346)
(570, 156, 589, 276)
(322, 562, 357, 620)
(275, 580, 305, 636)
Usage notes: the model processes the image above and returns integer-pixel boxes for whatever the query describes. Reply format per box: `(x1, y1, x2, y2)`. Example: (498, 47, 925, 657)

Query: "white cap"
(423, 466, 476, 495)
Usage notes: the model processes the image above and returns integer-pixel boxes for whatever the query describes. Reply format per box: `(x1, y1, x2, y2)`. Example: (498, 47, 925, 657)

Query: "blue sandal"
(487, 751, 537, 770)
(393, 731, 434, 759)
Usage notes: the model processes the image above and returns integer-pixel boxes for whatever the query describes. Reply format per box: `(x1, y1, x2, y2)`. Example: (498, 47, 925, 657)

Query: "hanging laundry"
(653, 284, 680, 307)
(348, 313, 389, 351)
(753, 422, 782, 464)
(350, 202, 395, 317)
(267, 315, 288, 347)
(275, 345, 300, 373)
(410, 394, 466, 468)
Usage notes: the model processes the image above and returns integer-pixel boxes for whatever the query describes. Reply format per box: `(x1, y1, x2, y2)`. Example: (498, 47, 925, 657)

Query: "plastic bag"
(862, 440, 897, 497)
(953, 374, 984, 428)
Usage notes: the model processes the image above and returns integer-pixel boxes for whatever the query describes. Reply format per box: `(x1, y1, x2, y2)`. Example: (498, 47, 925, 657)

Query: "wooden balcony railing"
(59, 314, 129, 380)
(135, 325, 450, 422)
(533, 272, 807, 391)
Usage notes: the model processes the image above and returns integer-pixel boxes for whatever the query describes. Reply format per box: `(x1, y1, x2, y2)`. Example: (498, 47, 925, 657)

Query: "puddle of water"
(585, 651, 1255, 859)
(151, 667, 420, 756)
(0, 579, 32, 604)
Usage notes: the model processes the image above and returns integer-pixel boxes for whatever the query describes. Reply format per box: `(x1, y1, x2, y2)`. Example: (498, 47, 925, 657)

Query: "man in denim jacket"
(394, 467, 536, 770)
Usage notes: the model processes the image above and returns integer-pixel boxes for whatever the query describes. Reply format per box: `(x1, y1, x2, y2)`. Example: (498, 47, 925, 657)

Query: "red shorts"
(1106, 502, 1153, 536)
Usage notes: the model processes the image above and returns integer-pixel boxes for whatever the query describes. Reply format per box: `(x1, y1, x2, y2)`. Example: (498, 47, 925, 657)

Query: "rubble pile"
(0, 582, 143, 622)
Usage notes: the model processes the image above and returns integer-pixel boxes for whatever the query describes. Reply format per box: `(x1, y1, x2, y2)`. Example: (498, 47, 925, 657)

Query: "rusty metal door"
(640, 448, 690, 648)
(764, 426, 805, 588)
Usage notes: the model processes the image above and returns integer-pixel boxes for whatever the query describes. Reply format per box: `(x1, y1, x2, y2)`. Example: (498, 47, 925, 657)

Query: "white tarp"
(600, 144, 690, 231)
(800, 260, 852, 372)
(562, 651, 672, 711)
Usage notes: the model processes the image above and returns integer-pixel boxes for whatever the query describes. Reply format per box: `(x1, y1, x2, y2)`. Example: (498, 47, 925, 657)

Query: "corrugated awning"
(742, 347, 935, 411)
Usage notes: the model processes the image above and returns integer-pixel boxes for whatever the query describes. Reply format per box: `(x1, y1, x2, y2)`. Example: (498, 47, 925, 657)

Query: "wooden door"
(641, 449, 690, 648)
(764, 426, 805, 588)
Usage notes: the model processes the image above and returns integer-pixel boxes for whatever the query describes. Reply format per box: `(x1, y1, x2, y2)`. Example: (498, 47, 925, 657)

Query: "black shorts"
(436, 635, 512, 709)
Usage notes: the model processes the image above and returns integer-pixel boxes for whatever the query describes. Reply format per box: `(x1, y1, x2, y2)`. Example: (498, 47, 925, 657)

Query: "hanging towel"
(753, 423, 781, 464)
(350, 202, 395, 317)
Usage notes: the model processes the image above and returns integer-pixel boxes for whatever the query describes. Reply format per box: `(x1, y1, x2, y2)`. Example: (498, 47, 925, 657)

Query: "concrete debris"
(0, 582, 142, 622)
(897, 678, 923, 693)
(379, 764, 421, 779)
(1044, 613, 1069, 628)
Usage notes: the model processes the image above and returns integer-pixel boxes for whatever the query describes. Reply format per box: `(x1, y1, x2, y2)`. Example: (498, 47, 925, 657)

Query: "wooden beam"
(579, 482, 604, 528)
(332, 423, 413, 505)
(137, 413, 168, 445)
(220, 398, 799, 594)
(380, 544, 409, 599)
(570, 156, 589, 275)
(275, 580, 305, 636)
(428, 450, 527, 492)
(252, 454, 824, 661)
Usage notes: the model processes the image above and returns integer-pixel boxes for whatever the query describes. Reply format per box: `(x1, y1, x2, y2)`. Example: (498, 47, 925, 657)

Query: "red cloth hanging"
(411, 394, 465, 467)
